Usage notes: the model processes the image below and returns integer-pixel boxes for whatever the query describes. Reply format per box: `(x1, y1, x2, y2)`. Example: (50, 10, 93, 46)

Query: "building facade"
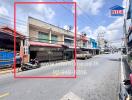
(27, 17, 99, 62)
(28, 17, 76, 61)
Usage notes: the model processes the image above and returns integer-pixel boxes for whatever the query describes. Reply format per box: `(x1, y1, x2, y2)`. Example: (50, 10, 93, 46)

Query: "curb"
(121, 55, 131, 81)
(0, 68, 13, 75)
(0, 68, 19, 75)
(121, 54, 124, 82)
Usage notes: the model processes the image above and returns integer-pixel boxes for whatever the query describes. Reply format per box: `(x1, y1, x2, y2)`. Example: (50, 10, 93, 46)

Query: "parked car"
(77, 51, 92, 60)
(104, 51, 110, 54)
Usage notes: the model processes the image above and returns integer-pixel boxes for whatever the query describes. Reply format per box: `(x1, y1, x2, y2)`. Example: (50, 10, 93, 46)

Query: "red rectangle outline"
(14, 1, 77, 78)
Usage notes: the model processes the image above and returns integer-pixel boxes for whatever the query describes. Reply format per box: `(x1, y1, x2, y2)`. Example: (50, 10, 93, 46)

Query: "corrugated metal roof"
(0, 26, 25, 39)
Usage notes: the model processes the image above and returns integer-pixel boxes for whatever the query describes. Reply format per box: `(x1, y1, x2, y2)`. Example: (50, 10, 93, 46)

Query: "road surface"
(0, 53, 121, 100)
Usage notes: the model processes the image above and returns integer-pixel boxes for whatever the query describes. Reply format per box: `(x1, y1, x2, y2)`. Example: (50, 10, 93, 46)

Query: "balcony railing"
(29, 37, 63, 44)
(64, 42, 74, 47)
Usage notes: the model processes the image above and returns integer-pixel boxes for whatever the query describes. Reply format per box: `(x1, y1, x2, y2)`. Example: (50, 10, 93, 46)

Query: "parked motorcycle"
(21, 58, 40, 71)
(119, 74, 132, 100)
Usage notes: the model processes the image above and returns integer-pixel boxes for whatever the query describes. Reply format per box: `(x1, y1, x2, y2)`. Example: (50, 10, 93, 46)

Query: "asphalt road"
(0, 53, 121, 100)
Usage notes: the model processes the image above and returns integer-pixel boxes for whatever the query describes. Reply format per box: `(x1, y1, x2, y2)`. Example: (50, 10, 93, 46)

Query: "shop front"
(29, 41, 64, 62)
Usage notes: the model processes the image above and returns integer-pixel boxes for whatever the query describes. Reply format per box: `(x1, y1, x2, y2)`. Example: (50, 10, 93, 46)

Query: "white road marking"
(60, 92, 83, 100)
(0, 92, 10, 98)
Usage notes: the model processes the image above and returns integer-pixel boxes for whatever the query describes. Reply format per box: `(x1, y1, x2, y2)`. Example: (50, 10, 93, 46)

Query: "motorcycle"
(21, 58, 40, 71)
(119, 79, 132, 100)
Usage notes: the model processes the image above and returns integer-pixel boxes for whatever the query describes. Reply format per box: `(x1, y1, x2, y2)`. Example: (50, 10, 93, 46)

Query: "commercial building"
(28, 17, 76, 62)
(90, 38, 99, 55)
(77, 33, 99, 55)
(27, 17, 100, 62)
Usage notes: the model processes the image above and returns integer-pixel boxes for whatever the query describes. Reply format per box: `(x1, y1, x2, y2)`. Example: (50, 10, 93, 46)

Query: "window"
(51, 35, 58, 44)
(38, 32, 49, 43)
(83, 42, 87, 47)
(64, 39, 73, 46)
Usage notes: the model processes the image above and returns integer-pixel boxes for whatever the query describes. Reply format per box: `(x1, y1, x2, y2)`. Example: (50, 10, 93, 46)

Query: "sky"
(0, 0, 126, 47)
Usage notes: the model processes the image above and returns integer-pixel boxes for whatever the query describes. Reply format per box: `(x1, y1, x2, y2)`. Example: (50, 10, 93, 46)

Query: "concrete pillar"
(62, 35, 64, 45)
(49, 29, 52, 43)
(20, 40, 23, 47)
(58, 35, 64, 45)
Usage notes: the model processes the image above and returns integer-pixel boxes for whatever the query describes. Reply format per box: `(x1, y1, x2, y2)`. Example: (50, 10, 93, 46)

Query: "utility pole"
(123, 17, 129, 56)
(97, 32, 105, 54)
(123, 0, 130, 56)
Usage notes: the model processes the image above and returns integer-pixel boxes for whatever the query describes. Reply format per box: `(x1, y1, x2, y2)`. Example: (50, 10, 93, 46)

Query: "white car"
(76, 51, 92, 60)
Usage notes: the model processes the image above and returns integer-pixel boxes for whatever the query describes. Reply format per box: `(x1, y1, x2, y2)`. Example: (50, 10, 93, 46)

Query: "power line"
(0, 14, 27, 26)
(62, 0, 99, 27)
(0, 17, 27, 27)
(54, 0, 94, 26)
(0, 20, 27, 32)
(0, 14, 27, 23)
(76, 4, 99, 26)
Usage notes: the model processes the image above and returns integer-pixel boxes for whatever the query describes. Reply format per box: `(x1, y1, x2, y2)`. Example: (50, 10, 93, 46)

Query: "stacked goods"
(0, 49, 14, 68)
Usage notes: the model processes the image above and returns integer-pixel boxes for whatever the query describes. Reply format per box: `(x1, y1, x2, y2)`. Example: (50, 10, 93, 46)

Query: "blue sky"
(0, 0, 125, 46)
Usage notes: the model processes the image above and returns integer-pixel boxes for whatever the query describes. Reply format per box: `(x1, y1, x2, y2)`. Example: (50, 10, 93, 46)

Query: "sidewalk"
(0, 60, 71, 75)
(121, 55, 131, 81)
(0, 68, 19, 75)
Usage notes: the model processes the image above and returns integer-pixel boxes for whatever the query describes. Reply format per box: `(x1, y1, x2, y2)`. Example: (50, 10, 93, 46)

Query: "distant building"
(90, 38, 97, 49)
(98, 37, 110, 52)
(79, 34, 88, 48)
(90, 38, 99, 55)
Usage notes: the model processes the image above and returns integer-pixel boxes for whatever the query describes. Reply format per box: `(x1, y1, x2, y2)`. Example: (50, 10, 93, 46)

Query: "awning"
(29, 41, 62, 48)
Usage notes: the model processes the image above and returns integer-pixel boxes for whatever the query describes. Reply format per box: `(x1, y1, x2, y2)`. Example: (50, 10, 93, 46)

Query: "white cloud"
(64, 25, 69, 30)
(71, 26, 78, 33)
(73, 0, 104, 15)
(94, 26, 106, 33)
(35, 4, 55, 20)
(0, 6, 9, 16)
(107, 17, 123, 31)
(80, 17, 124, 45)
(80, 26, 107, 40)
(80, 26, 93, 34)
(93, 17, 124, 42)
(105, 17, 123, 41)
(15, 0, 55, 23)
(80, 26, 97, 39)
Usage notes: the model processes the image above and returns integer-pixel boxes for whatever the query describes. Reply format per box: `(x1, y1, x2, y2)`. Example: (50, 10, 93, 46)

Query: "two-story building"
(28, 17, 76, 62)
(79, 34, 88, 48)
(27, 17, 100, 62)
(90, 38, 99, 55)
